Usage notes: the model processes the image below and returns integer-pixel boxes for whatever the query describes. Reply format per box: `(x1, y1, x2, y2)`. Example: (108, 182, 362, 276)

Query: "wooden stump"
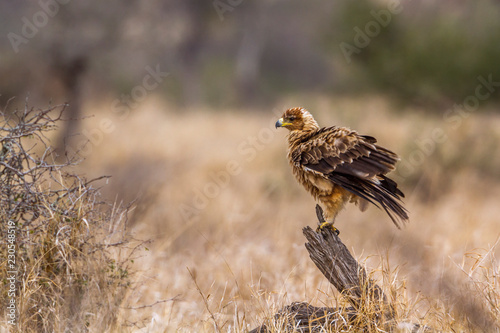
(249, 301, 357, 333)
(250, 205, 394, 332)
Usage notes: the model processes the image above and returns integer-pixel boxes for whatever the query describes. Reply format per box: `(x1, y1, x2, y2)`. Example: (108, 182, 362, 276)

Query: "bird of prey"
(275, 107, 408, 231)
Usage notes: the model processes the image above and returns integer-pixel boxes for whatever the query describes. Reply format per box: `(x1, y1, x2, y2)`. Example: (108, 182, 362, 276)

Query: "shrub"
(0, 103, 135, 332)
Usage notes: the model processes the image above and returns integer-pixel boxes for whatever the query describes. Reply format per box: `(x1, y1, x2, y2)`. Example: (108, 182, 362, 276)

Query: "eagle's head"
(275, 107, 319, 132)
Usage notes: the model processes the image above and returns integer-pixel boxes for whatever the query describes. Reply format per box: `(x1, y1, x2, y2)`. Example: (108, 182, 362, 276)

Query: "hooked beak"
(275, 118, 293, 128)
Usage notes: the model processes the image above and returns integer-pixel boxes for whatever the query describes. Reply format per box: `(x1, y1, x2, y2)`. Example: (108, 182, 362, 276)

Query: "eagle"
(275, 107, 408, 231)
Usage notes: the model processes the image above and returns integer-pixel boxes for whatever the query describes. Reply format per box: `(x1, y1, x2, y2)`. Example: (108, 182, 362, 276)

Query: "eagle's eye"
(288, 116, 296, 121)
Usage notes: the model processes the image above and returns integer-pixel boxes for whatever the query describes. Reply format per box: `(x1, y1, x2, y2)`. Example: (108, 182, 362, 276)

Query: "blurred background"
(3, 1, 500, 109)
(2, 0, 500, 331)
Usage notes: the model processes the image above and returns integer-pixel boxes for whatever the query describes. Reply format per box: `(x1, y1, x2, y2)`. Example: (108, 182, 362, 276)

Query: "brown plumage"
(275, 107, 408, 228)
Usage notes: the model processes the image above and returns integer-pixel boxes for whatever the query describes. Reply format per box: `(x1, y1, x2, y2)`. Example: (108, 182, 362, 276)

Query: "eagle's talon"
(316, 222, 340, 235)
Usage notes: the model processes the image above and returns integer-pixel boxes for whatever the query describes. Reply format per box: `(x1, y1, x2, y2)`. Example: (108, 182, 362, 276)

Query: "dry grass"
(0, 105, 142, 332)
(3, 95, 500, 332)
(80, 95, 500, 332)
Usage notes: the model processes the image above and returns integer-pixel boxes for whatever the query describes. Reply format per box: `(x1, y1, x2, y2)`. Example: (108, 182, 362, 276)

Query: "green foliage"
(330, 1, 500, 107)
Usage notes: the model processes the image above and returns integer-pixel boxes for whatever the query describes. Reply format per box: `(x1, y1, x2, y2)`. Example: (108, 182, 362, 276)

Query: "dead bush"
(0, 103, 138, 332)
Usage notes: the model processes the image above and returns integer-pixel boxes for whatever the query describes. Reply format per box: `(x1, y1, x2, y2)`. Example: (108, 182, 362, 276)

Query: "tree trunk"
(53, 55, 88, 160)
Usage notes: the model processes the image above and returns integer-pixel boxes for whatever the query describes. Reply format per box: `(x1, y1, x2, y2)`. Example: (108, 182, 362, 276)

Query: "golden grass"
(0, 106, 139, 332)
(74, 95, 500, 331)
(4, 95, 500, 331)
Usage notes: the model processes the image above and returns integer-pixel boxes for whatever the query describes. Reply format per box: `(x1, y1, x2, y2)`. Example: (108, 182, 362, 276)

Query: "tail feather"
(379, 175, 404, 198)
(328, 173, 408, 228)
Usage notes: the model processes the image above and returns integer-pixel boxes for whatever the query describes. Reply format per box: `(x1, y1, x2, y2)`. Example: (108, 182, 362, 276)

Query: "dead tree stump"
(303, 225, 390, 314)
(250, 205, 395, 332)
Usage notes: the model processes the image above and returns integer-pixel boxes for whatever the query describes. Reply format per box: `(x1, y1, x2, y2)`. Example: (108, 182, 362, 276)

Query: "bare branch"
(122, 296, 180, 310)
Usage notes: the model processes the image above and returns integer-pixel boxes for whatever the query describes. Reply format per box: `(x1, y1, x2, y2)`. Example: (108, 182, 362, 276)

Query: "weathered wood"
(307, 204, 390, 314)
(250, 205, 393, 332)
(250, 206, 433, 332)
(303, 225, 388, 312)
(249, 301, 357, 333)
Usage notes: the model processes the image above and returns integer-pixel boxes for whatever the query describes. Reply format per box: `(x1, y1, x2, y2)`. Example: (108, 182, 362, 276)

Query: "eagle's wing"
(291, 127, 408, 227)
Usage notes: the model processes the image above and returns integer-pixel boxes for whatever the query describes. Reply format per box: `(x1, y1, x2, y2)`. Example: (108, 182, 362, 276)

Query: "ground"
(71, 94, 500, 331)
